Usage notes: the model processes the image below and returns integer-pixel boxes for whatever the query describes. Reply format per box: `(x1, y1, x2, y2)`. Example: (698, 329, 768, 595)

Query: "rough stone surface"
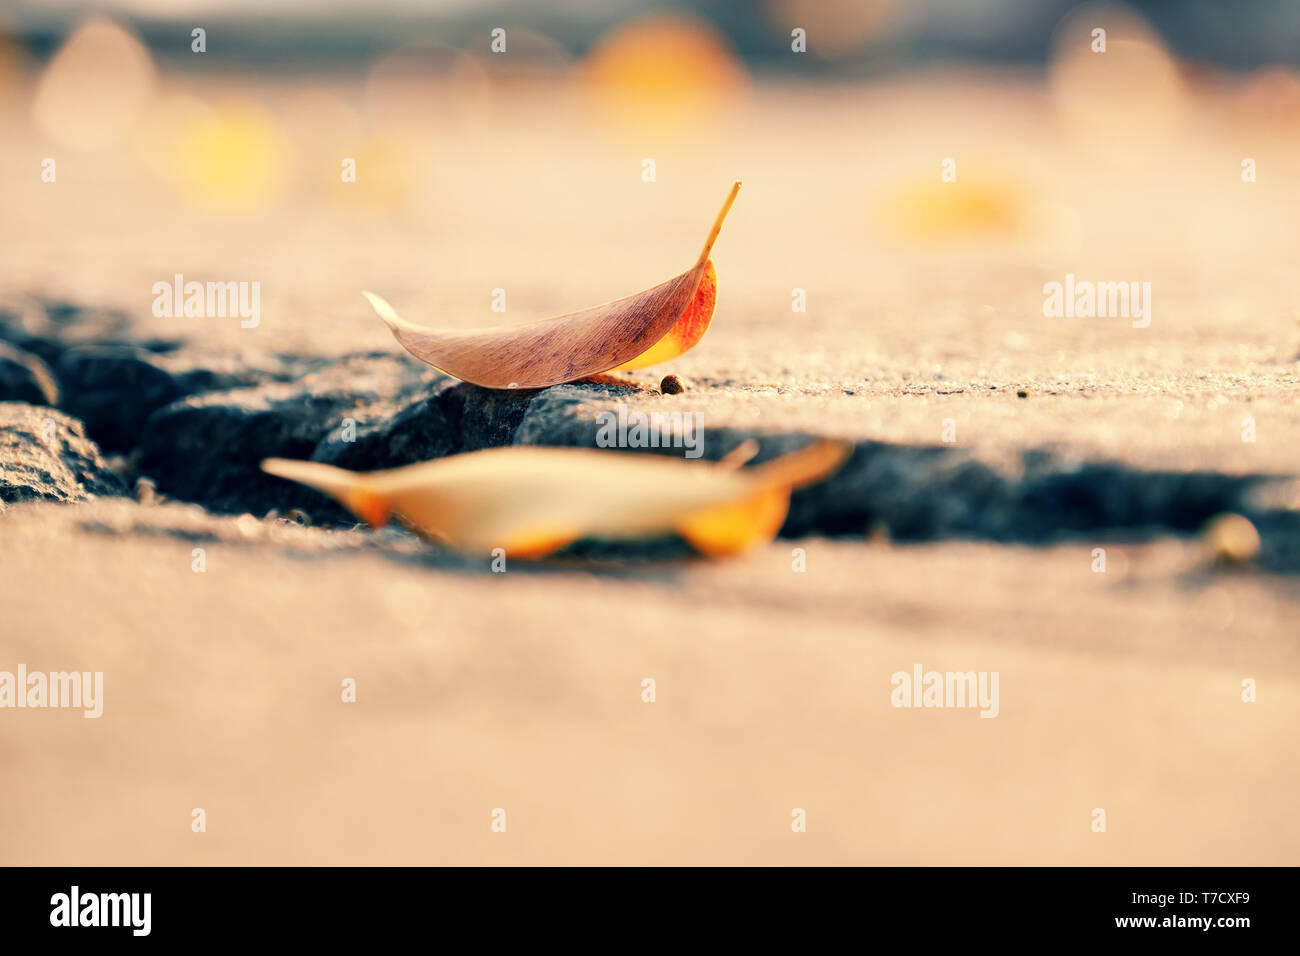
(0, 403, 127, 504)
(311, 393, 457, 470)
(438, 381, 539, 451)
(0, 295, 157, 366)
(56, 346, 188, 452)
(513, 381, 649, 449)
(55, 344, 328, 452)
(136, 354, 445, 516)
(0, 342, 58, 405)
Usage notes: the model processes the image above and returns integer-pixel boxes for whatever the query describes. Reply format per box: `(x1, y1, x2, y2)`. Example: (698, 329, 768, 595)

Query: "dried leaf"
(362, 182, 740, 388)
(262, 439, 848, 559)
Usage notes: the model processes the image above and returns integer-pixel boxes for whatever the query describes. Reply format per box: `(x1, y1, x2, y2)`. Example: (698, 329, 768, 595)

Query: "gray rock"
(57, 346, 187, 452)
(137, 354, 446, 516)
(306, 378, 546, 472)
(0, 403, 127, 504)
(162, 349, 327, 395)
(0, 295, 161, 366)
(56, 344, 329, 453)
(311, 393, 457, 470)
(439, 381, 541, 451)
(513, 381, 648, 449)
(0, 342, 59, 405)
(514, 381, 760, 465)
(306, 379, 543, 471)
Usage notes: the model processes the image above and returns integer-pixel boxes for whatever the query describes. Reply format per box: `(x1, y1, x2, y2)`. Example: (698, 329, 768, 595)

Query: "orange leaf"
(610, 259, 716, 372)
(363, 182, 739, 389)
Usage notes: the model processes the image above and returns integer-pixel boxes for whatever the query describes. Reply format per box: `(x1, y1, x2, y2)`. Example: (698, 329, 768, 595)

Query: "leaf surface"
(363, 182, 739, 388)
(262, 439, 848, 559)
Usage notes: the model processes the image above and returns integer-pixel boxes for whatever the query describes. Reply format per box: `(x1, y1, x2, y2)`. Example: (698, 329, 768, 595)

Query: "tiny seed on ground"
(134, 477, 158, 505)
(660, 374, 686, 395)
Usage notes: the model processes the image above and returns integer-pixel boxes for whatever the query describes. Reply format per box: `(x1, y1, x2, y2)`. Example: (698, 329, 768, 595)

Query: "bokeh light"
(169, 99, 291, 211)
(576, 12, 749, 139)
(32, 17, 157, 150)
(1048, 2, 1187, 161)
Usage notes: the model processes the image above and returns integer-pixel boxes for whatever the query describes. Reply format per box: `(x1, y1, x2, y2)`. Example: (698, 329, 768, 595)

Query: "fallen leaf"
(262, 439, 848, 559)
(362, 181, 740, 388)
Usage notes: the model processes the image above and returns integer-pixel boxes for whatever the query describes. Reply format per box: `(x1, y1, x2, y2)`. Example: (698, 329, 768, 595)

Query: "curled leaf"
(362, 181, 740, 388)
(262, 439, 848, 559)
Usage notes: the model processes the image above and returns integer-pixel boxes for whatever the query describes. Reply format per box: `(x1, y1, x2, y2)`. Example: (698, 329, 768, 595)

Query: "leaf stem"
(696, 181, 741, 267)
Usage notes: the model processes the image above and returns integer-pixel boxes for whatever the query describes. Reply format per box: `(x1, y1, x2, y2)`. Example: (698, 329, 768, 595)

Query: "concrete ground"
(2, 499, 1297, 865)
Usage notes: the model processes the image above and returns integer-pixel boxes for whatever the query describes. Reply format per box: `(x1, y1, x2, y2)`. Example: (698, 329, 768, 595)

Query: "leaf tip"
(260, 457, 294, 480)
(360, 290, 406, 332)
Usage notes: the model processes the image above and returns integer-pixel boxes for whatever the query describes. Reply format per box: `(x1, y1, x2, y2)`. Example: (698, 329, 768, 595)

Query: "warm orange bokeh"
(577, 12, 748, 137)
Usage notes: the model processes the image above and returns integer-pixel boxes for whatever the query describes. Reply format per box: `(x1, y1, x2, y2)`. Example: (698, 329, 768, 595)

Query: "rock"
(160, 348, 328, 395)
(311, 393, 457, 469)
(439, 382, 540, 451)
(137, 354, 445, 516)
(1250, 510, 1300, 573)
(513, 381, 647, 449)
(310, 379, 542, 471)
(0, 295, 157, 366)
(56, 344, 328, 453)
(0, 342, 59, 405)
(0, 403, 127, 504)
(785, 442, 1010, 540)
(1008, 462, 1262, 539)
(56, 346, 187, 452)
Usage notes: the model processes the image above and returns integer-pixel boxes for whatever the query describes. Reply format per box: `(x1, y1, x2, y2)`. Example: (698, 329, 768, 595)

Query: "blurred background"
(6, 0, 1300, 69)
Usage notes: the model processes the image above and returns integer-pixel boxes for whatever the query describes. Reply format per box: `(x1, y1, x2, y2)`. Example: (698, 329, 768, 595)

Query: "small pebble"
(866, 522, 892, 545)
(134, 476, 159, 505)
(1016, 389, 1029, 399)
(660, 374, 686, 395)
(1203, 513, 1260, 565)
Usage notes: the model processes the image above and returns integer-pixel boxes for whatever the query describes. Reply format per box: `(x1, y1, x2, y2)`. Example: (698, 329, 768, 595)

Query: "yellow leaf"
(262, 439, 849, 559)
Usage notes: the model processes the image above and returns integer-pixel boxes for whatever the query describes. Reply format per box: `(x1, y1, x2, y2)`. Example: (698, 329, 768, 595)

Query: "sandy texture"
(1, 500, 1297, 865)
